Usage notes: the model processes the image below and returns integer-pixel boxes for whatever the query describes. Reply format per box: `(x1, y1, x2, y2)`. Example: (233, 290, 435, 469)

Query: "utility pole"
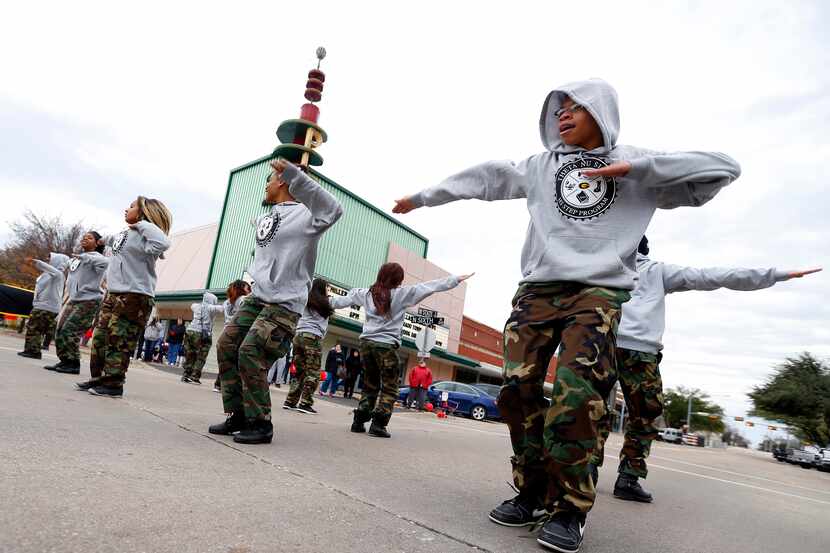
(687, 393, 693, 433)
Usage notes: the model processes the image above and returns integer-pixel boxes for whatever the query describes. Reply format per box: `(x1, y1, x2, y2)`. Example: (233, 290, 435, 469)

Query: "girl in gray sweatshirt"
(18, 252, 70, 359)
(392, 78, 742, 548)
(80, 196, 172, 398)
(330, 262, 472, 437)
(47, 231, 109, 373)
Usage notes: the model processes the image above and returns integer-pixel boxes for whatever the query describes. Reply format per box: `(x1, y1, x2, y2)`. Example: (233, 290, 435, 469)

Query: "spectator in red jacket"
(407, 359, 434, 411)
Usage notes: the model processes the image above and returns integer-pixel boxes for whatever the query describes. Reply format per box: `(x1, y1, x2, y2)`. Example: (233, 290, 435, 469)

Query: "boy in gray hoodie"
(18, 252, 70, 360)
(209, 159, 343, 445)
(593, 236, 820, 504)
(393, 79, 741, 552)
(181, 292, 224, 384)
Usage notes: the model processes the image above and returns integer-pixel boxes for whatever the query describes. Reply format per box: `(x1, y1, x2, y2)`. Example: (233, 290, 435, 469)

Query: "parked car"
(658, 428, 683, 444)
(772, 444, 788, 462)
(816, 449, 830, 472)
(472, 383, 502, 398)
(398, 381, 500, 421)
(787, 448, 818, 469)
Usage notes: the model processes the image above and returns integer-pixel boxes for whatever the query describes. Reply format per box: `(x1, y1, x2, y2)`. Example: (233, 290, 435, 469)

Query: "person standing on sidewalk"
(320, 344, 344, 397)
(142, 318, 163, 362)
(18, 253, 70, 360)
(166, 317, 186, 366)
(46, 232, 108, 374)
(283, 278, 333, 414)
(408, 359, 433, 410)
(343, 349, 362, 399)
(181, 292, 224, 384)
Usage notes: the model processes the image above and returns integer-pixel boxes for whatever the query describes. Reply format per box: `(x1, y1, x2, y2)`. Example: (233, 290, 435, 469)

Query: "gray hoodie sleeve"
(626, 150, 741, 208)
(395, 276, 461, 309)
(408, 157, 535, 208)
(329, 289, 363, 310)
(133, 221, 171, 255)
(282, 163, 344, 232)
(33, 259, 62, 276)
(79, 252, 110, 270)
(661, 264, 790, 294)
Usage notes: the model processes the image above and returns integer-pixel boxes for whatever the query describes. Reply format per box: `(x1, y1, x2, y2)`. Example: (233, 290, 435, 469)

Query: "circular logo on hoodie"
(112, 230, 129, 254)
(255, 213, 281, 247)
(554, 157, 616, 220)
(69, 258, 81, 272)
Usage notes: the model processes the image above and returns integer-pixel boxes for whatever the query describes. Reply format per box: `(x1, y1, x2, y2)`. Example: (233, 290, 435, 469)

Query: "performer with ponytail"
(213, 279, 251, 392)
(18, 253, 70, 360)
(46, 231, 108, 374)
(330, 263, 472, 438)
(76, 196, 172, 398)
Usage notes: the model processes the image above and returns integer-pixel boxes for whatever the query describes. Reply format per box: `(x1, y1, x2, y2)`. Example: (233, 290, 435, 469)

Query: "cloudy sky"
(3, 1, 828, 442)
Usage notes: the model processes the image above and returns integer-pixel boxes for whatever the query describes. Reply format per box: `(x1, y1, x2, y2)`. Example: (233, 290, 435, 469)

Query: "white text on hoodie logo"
(69, 258, 81, 272)
(554, 157, 617, 220)
(255, 213, 281, 247)
(112, 230, 129, 254)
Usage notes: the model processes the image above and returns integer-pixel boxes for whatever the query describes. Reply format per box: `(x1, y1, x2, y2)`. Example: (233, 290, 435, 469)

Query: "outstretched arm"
(396, 274, 473, 309)
(32, 258, 62, 276)
(329, 288, 363, 310)
(273, 159, 344, 232)
(662, 264, 821, 294)
(392, 157, 535, 214)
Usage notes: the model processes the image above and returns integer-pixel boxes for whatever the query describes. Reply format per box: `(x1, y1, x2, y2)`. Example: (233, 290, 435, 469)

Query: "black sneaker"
(75, 381, 94, 391)
(537, 512, 586, 553)
(190, 378, 201, 385)
(613, 474, 653, 503)
(213, 385, 221, 393)
(351, 409, 371, 433)
(88, 385, 123, 398)
(55, 360, 81, 375)
(296, 404, 317, 415)
(489, 493, 546, 527)
(536, 512, 585, 553)
(282, 402, 297, 411)
(18, 351, 42, 360)
(233, 419, 273, 444)
(208, 412, 247, 435)
(181, 375, 192, 383)
(368, 421, 391, 438)
(44, 361, 64, 371)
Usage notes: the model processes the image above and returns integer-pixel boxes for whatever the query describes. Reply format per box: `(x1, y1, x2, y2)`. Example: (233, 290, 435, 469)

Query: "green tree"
(0, 211, 85, 288)
(663, 387, 725, 433)
(748, 353, 830, 447)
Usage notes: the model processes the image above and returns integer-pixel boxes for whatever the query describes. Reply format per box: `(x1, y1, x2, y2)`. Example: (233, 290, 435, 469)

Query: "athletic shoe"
(44, 361, 63, 371)
(537, 512, 586, 553)
(283, 402, 297, 411)
(233, 419, 273, 444)
(88, 385, 123, 398)
(190, 378, 201, 385)
(213, 385, 221, 393)
(273, 383, 281, 388)
(18, 351, 42, 360)
(208, 412, 246, 435)
(75, 381, 94, 391)
(351, 409, 371, 433)
(55, 360, 81, 375)
(296, 403, 317, 415)
(489, 493, 547, 527)
(613, 474, 653, 503)
(181, 375, 192, 383)
(368, 421, 391, 438)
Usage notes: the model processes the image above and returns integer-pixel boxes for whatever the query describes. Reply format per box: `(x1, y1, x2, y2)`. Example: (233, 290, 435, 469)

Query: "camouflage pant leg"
(90, 293, 153, 387)
(24, 309, 56, 354)
(357, 341, 400, 426)
(225, 298, 298, 421)
(217, 297, 263, 415)
(286, 334, 322, 407)
(617, 349, 664, 478)
(191, 336, 212, 381)
(55, 300, 101, 363)
(182, 331, 202, 378)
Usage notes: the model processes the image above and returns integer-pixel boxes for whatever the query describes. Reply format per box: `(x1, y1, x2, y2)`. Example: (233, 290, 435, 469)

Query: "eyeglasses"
(554, 104, 585, 118)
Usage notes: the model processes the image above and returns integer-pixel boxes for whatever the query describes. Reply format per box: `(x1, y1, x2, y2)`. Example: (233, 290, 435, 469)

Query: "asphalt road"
(1, 333, 828, 553)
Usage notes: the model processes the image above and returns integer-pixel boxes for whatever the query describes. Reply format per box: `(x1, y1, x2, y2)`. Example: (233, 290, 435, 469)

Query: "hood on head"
(202, 292, 218, 305)
(49, 253, 70, 270)
(539, 78, 620, 154)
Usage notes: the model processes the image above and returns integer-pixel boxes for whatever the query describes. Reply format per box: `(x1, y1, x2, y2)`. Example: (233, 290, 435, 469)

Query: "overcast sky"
(2, 1, 828, 444)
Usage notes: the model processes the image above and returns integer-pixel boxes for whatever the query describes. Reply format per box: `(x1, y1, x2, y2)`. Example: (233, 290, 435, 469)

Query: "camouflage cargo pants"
(216, 296, 297, 420)
(23, 309, 57, 354)
(89, 293, 153, 387)
(55, 299, 101, 363)
(182, 330, 212, 381)
(286, 333, 322, 407)
(356, 340, 400, 426)
(498, 282, 629, 514)
(593, 348, 664, 478)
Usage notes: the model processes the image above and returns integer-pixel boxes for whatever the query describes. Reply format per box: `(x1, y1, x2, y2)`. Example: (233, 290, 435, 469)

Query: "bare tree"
(0, 211, 87, 288)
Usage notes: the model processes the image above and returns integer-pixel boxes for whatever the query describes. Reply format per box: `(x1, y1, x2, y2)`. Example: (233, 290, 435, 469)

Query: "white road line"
(647, 453, 830, 496)
(605, 455, 830, 506)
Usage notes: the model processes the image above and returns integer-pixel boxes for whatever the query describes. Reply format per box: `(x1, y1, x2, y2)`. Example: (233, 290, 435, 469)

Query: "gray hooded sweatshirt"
(295, 305, 331, 338)
(103, 220, 171, 297)
(248, 164, 344, 315)
(32, 253, 70, 313)
(223, 296, 245, 327)
(187, 292, 223, 336)
(329, 276, 460, 346)
(67, 251, 109, 302)
(617, 254, 790, 354)
(409, 79, 741, 291)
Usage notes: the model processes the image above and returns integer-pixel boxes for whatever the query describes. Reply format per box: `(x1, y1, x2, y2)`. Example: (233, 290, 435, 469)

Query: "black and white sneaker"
(75, 381, 94, 391)
(488, 493, 546, 527)
(296, 404, 318, 415)
(537, 512, 586, 553)
(282, 402, 297, 411)
(613, 474, 653, 503)
(88, 385, 123, 398)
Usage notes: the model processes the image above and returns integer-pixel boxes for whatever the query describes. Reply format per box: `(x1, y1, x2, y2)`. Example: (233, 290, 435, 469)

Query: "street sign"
(415, 327, 437, 358)
(411, 307, 445, 327)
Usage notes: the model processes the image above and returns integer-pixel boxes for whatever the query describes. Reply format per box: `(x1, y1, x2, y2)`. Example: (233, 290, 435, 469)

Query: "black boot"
(18, 351, 42, 360)
(208, 412, 247, 435)
(350, 409, 371, 433)
(368, 415, 391, 438)
(44, 361, 65, 371)
(75, 380, 94, 391)
(613, 473, 653, 503)
(55, 360, 81, 375)
(233, 419, 273, 444)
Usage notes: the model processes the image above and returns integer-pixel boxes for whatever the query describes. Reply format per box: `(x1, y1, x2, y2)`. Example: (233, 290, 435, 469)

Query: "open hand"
(788, 268, 822, 278)
(393, 196, 417, 214)
(458, 272, 475, 282)
(270, 158, 289, 178)
(582, 161, 632, 178)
